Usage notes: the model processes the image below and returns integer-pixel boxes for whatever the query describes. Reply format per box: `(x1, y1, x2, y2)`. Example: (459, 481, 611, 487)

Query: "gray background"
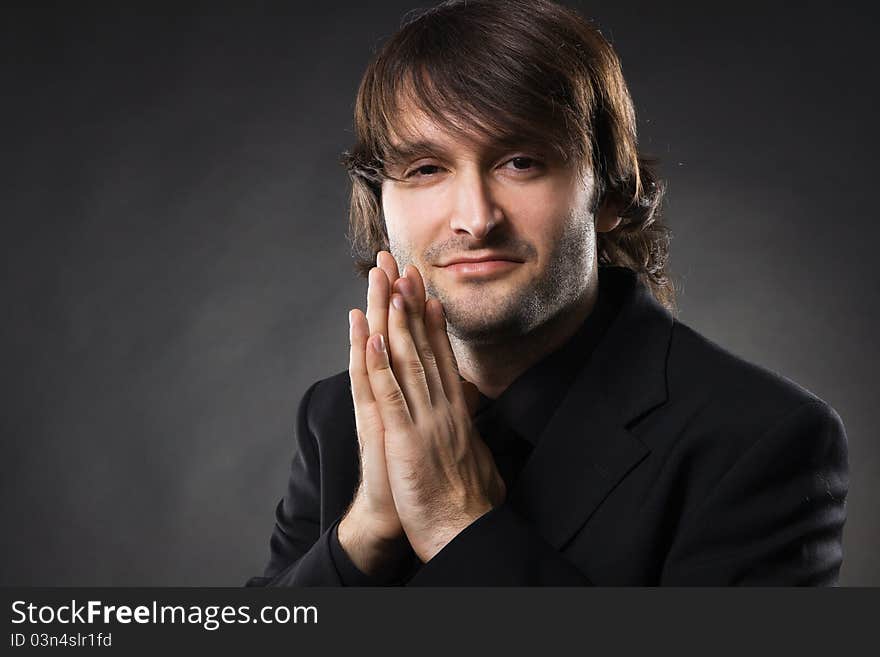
(2, 1, 877, 585)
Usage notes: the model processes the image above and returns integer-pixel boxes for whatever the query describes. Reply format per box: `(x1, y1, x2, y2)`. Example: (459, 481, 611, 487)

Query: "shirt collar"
(471, 266, 634, 445)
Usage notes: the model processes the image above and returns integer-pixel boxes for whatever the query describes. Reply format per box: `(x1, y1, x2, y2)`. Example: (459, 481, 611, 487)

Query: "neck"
(450, 277, 599, 400)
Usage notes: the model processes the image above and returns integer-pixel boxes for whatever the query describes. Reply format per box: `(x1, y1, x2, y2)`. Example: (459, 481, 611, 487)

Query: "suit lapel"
(508, 270, 674, 550)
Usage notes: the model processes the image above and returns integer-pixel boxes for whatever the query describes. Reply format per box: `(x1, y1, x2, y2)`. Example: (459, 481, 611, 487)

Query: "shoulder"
(667, 318, 838, 421)
(653, 321, 848, 531)
(297, 369, 353, 432)
(660, 319, 846, 465)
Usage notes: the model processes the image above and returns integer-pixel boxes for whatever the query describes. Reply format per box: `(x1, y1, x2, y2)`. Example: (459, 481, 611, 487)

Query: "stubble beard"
(390, 210, 596, 347)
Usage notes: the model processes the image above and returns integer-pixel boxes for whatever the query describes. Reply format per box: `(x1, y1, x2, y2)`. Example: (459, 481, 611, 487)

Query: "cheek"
(381, 188, 443, 247)
(509, 178, 589, 243)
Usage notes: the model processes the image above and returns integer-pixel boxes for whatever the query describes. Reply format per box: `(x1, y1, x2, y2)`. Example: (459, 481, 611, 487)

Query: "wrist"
(338, 511, 410, 580)
(418, 501, 495, 562)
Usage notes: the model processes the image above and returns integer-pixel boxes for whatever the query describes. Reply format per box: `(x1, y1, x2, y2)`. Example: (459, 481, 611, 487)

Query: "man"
(247, 0, 848, 586)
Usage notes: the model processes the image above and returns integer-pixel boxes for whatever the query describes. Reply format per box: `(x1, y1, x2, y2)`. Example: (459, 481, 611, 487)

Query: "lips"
(438, 253, 523, 267)
(438, 256, 523, 278)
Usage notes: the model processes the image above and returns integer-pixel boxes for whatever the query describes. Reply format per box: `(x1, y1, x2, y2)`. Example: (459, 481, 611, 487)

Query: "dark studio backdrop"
(2, 1, 878, 586)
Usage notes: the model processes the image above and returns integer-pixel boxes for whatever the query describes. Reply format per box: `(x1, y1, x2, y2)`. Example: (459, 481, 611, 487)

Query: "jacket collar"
(507, 267, 674, 550)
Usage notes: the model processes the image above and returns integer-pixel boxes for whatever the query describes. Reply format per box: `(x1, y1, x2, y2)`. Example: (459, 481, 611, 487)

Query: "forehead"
(385, 105, 550, 168)
(388, 104, 493, 156)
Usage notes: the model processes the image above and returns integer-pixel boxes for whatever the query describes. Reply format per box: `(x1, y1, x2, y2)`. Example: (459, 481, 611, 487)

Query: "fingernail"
(372, 334, 386, 353)
(396, 277, 412, 297)
(376, 251, 383, 267)
(391, 294, 405, 311)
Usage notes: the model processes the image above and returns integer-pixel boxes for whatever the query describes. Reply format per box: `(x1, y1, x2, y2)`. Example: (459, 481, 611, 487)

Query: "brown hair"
(340, 0, 674, 310)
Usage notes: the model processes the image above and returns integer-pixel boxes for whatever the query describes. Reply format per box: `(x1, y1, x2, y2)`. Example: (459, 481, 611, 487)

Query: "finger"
(425, 298, 468, 411)
(350, 310, 397, 513)
(374, 252, 399, 362)
(349, 308, 378, 409)
(393, 268, 447, 406)
(376, 250, 400, 287)
(387, 291, 434, 421)
(366, 332, 414, 431)
(366, 266, 392, 361)
(349, 309, 385, 452)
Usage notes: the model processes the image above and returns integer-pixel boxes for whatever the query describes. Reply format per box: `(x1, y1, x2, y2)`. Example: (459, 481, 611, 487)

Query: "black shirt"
(328, 266, 626, 584)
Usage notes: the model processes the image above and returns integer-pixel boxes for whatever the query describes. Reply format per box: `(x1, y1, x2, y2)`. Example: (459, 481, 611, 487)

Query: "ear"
(595, 198, 622, 233)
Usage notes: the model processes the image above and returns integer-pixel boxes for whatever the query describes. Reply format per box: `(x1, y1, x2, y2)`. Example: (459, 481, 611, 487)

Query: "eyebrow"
(384, 136, 548, 167)
(384, 139, 453, 165)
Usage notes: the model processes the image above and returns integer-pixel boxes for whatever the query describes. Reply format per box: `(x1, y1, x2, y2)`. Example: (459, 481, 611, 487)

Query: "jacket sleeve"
(406, 503, 594, 586)
(246, 381, 346, 586)
(660, 400, 849, 585)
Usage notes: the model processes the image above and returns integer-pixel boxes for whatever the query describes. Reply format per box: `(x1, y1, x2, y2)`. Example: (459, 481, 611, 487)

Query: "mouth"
(437, 256, 523, 278)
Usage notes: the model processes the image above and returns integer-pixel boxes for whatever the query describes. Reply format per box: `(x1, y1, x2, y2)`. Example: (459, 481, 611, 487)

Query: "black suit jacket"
(248, 269, 848, 586)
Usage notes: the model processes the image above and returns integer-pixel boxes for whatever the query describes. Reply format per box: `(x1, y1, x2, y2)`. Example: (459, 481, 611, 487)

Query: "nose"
(448, 167, 505, 240)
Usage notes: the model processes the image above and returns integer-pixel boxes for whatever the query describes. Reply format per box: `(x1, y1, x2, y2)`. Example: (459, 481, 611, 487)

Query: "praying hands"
(337, 250, 506, 578)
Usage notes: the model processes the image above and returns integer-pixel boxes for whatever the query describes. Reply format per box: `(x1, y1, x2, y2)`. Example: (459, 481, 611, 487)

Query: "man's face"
(381, 109, 603, 344)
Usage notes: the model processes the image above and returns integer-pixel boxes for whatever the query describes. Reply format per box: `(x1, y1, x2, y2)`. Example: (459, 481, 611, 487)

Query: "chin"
(427, 270, 548, 338)
(442, 295, 538, 343)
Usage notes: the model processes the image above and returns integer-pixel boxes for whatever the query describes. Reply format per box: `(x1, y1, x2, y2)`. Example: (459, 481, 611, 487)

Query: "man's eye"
(505, 156, 539, 171)
(405, 164, 442, 178)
